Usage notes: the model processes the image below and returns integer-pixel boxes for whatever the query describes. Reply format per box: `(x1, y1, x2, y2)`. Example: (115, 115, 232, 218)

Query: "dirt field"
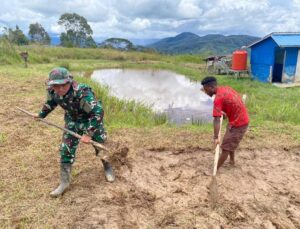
(0, 72, 299, 228)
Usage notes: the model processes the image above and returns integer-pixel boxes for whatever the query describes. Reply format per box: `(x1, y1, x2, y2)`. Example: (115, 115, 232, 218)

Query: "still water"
(91, 69, 213, 124)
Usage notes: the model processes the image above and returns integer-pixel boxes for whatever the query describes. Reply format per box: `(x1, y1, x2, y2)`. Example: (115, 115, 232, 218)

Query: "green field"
(1, 42, 299, 138)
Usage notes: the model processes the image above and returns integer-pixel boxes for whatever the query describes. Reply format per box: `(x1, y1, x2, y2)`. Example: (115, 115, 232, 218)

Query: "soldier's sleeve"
(79, 88, 104, 137)
(38, 90, 58, 118)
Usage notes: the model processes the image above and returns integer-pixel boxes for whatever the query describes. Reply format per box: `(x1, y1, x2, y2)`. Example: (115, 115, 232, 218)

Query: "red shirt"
(213, 86, 249, 127)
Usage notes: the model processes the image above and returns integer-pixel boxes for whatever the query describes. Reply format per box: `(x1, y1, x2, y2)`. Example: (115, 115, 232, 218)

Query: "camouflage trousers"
(60, 119, 106, 164)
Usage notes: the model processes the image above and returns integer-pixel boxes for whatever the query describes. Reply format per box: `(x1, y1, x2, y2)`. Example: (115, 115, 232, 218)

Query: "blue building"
(247, 32, 300, 83)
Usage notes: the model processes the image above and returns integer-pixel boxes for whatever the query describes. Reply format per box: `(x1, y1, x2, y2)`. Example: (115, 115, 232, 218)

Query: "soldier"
(36, 67, 114, 197)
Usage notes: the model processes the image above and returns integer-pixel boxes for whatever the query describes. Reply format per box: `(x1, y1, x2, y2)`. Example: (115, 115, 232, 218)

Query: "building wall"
(250, 38, 278, 82)
(295, 49, 300, 82)
(282, 47, 298, 83)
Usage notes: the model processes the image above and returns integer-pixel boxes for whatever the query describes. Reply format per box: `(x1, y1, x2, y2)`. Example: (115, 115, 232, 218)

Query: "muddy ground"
(0, 73, 300, 228)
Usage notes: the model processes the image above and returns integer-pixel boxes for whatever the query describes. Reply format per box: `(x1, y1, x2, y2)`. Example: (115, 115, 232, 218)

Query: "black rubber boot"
(101, 159, 115, 182)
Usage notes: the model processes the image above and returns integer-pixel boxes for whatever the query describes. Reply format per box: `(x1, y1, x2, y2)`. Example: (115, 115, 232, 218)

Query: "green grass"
(0, 132, 7, 145)
(17, 45, 162, 63)
(0, 39, 22, 64)
(16, 45, 205, 66)
(0, 44, 299, 135)
(164, 54, 205, 64)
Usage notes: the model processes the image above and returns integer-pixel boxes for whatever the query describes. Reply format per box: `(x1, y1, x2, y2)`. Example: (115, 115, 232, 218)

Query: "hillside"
(148, 32, 260, 55)
(49, 32, 259, 54)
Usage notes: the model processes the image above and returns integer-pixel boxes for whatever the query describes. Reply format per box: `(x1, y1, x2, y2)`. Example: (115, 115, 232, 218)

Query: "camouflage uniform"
(40, 67, 114, 198)
(38, 81, 106, 164)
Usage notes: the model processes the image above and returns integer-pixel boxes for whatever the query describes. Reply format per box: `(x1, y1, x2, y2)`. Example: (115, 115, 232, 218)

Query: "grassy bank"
(0, 45, 299, 137)
(0, 42, 203, 64)
(0, 39, 22, 64)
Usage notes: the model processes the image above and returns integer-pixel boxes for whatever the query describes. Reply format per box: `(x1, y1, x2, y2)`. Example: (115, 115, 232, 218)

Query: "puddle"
(91, 69, 213, 124)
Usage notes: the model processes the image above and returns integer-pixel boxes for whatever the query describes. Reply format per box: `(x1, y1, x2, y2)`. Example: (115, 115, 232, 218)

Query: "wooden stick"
(242, 94, 247, 104)
(16, 106, 108, 152)
(212, 115, 223, 176)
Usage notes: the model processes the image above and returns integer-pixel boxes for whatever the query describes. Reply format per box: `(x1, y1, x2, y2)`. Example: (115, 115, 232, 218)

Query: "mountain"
(49, 35, 158, 47)
(130, 38, 160, 46)
(147, 32, 260, 55)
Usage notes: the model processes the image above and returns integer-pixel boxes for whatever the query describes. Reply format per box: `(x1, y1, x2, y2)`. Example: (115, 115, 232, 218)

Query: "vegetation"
(148, 32, 259, 55)
(2, 25, 29, 45)
(0, 38, 22, 64)
(99, 38, 134, 50)
(28, 23, 50, 45)
(0, 43, 299, 134)
(58, 13, 96, 48)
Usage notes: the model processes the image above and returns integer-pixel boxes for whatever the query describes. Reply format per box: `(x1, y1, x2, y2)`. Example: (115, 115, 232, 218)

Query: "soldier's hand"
(81, 135, 91, 144)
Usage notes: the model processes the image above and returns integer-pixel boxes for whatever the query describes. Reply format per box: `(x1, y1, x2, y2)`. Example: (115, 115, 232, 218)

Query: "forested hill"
(147, 32, 259, 55)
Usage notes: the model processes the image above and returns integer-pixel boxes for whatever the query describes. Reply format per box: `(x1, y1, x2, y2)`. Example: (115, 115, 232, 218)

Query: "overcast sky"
(0, 0, 300, 41)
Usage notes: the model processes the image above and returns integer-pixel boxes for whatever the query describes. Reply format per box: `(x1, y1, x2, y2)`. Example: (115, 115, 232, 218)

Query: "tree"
(28, 23, 50, 45)
(85, 36, 97, 48)
(3, 26, 29, 45)
(58, 13, 96, 48)
(99, 38, 134, 50)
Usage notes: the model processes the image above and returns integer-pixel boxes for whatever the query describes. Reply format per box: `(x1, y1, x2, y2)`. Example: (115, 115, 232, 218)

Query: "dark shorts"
(221, 125, 248, 152)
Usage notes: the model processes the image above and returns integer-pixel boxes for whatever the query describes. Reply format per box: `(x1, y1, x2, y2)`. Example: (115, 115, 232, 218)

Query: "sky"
(0, 0, 300, 43)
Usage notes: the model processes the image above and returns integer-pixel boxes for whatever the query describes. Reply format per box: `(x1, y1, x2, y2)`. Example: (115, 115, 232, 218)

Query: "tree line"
(1, 13, 97, 48)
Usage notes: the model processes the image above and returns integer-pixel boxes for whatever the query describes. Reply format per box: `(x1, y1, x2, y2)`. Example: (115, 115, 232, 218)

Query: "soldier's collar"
(71, 81, 79, 91)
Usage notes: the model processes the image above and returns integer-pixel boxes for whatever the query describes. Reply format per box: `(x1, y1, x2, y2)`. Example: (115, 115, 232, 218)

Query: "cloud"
(0, 0, 300, 39)
(50, 24, 64, 34)
(178, 0, 203, 18)
(109, 0, 180, 19)
(131, 18, 151, 30)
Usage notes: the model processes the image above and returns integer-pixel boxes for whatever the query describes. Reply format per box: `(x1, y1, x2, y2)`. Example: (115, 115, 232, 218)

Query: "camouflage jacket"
(38, 81, 104, 136)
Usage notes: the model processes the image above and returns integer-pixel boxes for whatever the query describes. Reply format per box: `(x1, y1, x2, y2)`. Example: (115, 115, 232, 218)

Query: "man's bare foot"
(229, 160, 235, 167)
(203, 171, 213, 176)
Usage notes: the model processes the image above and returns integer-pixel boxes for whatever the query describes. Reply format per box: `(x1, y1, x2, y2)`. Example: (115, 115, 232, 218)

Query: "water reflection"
(91, 69, 213, 124)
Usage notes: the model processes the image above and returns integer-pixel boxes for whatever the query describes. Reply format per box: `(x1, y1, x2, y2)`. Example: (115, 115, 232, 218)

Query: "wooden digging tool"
(208, 115, 223, 209)
(16, 106, 115, 182)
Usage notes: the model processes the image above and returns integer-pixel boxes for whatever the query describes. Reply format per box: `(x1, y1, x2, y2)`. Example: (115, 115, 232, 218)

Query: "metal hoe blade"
(209, 176, 218, 209)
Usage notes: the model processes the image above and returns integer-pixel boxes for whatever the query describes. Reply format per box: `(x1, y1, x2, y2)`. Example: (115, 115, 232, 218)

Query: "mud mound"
(108, 146, 130, 169)
(69, 147, 299, 228)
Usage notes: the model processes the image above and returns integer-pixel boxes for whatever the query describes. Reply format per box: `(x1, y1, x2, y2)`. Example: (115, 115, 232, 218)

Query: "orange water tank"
(231, 50, 247, 70)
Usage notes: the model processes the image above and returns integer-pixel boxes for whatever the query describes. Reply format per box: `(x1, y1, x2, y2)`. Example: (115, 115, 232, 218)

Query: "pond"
(91, 69, 213, 124)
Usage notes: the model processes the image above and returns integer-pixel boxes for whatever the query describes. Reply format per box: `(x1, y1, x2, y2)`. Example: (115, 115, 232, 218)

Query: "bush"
(0, 38, 22, 65)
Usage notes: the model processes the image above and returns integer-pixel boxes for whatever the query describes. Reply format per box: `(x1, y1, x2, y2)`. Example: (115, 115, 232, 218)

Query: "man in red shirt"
(201, 76, 249, 172)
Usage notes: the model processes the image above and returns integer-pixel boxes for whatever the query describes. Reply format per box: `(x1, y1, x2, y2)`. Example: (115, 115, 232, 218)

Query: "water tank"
(232, 50, 247, 70)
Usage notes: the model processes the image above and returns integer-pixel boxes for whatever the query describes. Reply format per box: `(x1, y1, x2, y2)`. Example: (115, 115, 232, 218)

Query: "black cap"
(201, 76, 217, 86)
